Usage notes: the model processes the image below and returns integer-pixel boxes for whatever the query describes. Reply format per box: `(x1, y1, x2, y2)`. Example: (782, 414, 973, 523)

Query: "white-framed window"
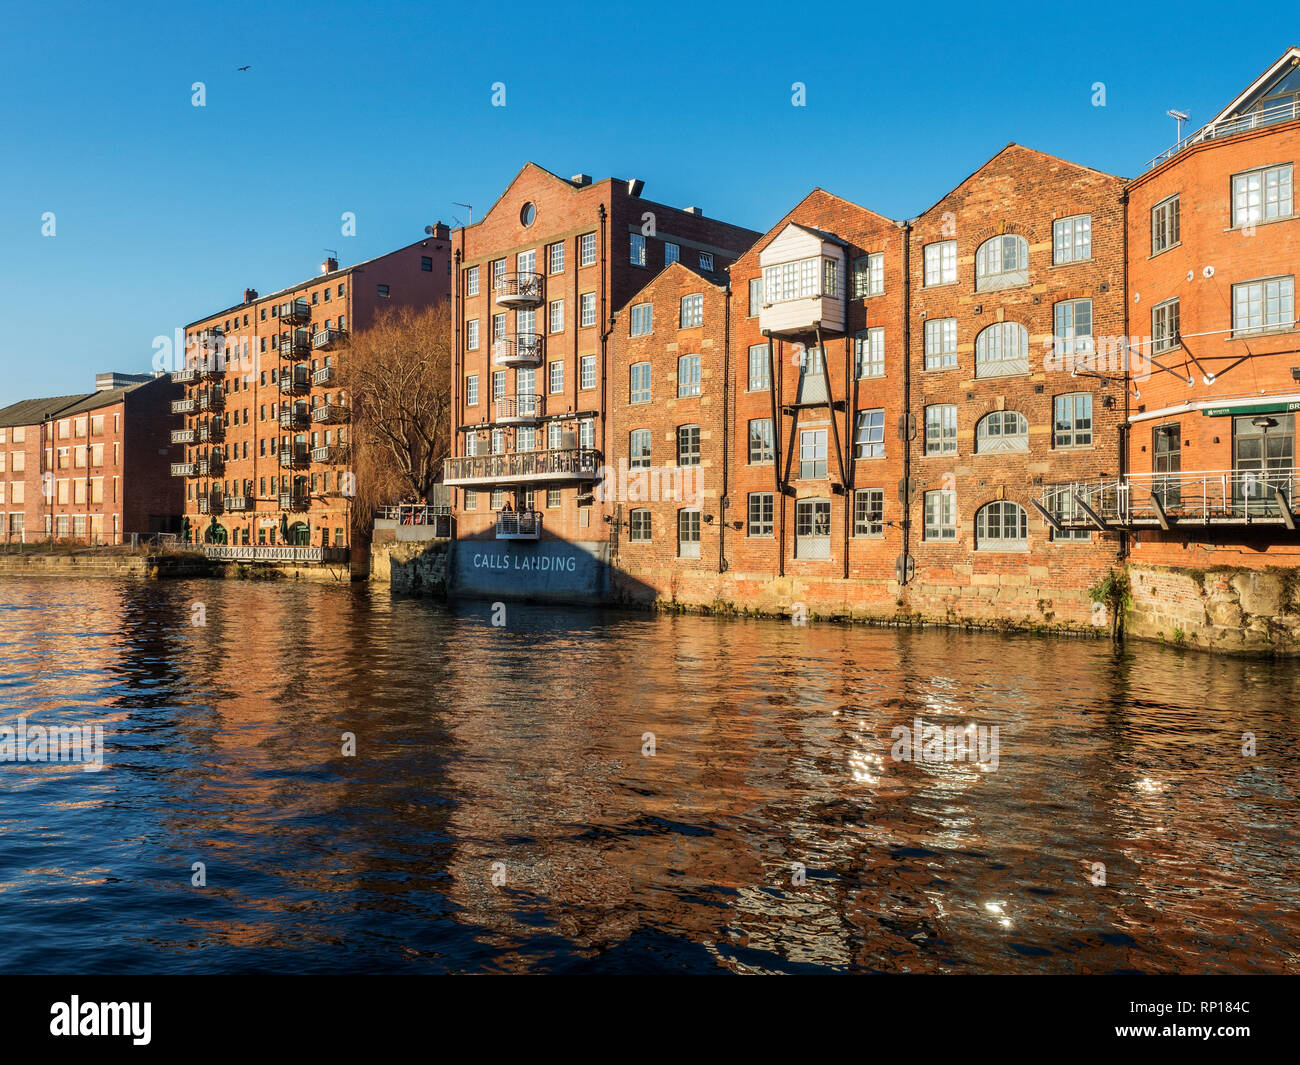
(517, 426, 536, 452)
(975, 322, 1030, 378)
(549, 361, 564, 394)
(748, 492, 774, 536)
(924, 317, 958, 371)
(465, 433, 479, 457)
(1052, 214, 1092, 264)
(975, 234, 1029, 291)
(854, 409, 885, 460)
(924, 490, 956, 541)
(853, 252, 884, 298)
(466, 319, 480, 350)
(491, 429, 505, 454)
(1151, 298, 1180, 353)
(799, 428, 827, 479)
(580, 354, 596, 390)
(630, 303, 652, 336)
(466, 266, 480, 297)
(492, 370, 507, 400)
(547, 488, 562, 509)
(547, 422, 563, 450)
(466, 375, 479, 407)
(580, 293, 596, 327)
(976, 410, 1029, 453)
(925, 404, 957, 455)
(579, 418, 595, 448)
(664, 242, 680, 267)
(492, 312, 506, 340)
(677, 354, 701, 397)
(630, 233, 646, 266)
(680, 293, 704, 328)
(580, 233, 597, 266)
(1053, 392, 1093, 448)
(748, 343, 770, 390)
(1152, 195, 1180, 254)
(491, 488, 505, 511)
(762, 257, 840, 303)
(517, 248, 536, 275)
(629, 508, 652, 542)
(491, 258, 507, 289)
(1232, 276, 1295, 335)
(549, 299, 564, 334)
(854, 488, 884, 537)
(463, 488, 478, 510)
(516, 306, 536, 338)
(975, 501, 1028, 549)
(678, 508, 701, 558)
(548, 242, 565, 274)
(629, 429, 652, 469)
(855, 327, 885, 378)
(794, 498, 832, 559)
(1054, 298, 1094, 358)
(677, 424, 701, 466)
(516, 366, 536, 398)
(748, 277, 763, 316)
(1234, 164, 1294, 228)
(923, 240, 957, 286)
(698, 251, 714, 271)
(630, 361, 651, 403)
(748, 418, 774, 463)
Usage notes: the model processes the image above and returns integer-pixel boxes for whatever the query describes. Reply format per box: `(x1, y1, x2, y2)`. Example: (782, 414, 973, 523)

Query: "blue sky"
(0, 0, 1296, 406)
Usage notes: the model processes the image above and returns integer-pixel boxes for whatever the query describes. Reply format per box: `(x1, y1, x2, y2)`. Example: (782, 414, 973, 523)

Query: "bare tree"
(340, 302, 452, 531)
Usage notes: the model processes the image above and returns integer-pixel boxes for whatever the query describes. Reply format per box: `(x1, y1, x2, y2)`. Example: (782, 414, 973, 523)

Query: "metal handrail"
(1147, 99, 1300, 169)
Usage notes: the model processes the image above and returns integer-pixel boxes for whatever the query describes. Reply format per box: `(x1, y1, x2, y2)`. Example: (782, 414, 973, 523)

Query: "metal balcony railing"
(279, 447, 310, 468)
(1147, 99, 1300, 169)
(311, 403, 350, 424)
(493, 271, 545, 306)
(197, 455, 223, 476)
(496, 510, 542, 539)
(311, 444, 349, 464)
(171, 428, 196, 444)
(311, 328, 347, 351)
(196, 389, 223, 411)
(196, 493, 223, 515)
(443, 447, 600, 485)
(312, 363, 336, 385)
(279, 367, 311, 394)
(278, 299, 310, 324)
(202, 544, 348, 563)
(197, 421, 223, 443)
(278, 490, 310, 511)
(223, 496, 249, 512)
(171, 398, 196, 414)
(279, 406, 310, 429)
(279, 333, 311, 358)
(494, 394, 544, 423)
(171, 463, 196, 477)
(491, 332, 544, 366)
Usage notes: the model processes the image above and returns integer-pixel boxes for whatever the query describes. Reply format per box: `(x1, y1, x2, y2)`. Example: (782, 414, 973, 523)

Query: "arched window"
(975, 410, 1029, 453)
(975, 322, 1030, 378)
(975, 234, 1029, 291)
(975, 501, 1028, 549)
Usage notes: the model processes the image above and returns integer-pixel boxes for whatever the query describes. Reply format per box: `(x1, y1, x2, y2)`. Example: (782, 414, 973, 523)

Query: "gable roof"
(731, 188, 898, 268)
(615, 259, 728, 314)
(0, 393, 93, 429)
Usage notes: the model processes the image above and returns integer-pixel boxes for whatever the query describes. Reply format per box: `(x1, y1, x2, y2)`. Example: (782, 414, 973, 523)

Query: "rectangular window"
(466, 375, 479, 406)
(761, 257, 840, 303)
(749, 277, 763, 316)
(677, 354, 701, 397)
(629, 508, 652, 542)
(580, 233, 597, 267)
(466, 266, 479, 296)
(1053, 392, 1093, 448)
(925, 404, 958, 455)
(630, 303, 653, 336)
(664, 242, 680, 266)
(678, 509, 701, 558)
(466, 319, 480, 350)
(548, 422, 563, 450)
(492, 312, 507, 341)
(549, 361, 564, 394)
(680, 293, 704, 328)
(580, 293, 596, 327)
(854, 409, 885, 460)
(629, 429, 652, 468)
(1052, 214, 1092, 264)
(548, 242, 565, 274)
(1232, 276, 1295, 335)
(549, 300, 564, 334)
(547, 488, 562, 509)
(855, 328, 885, 378)
(630, 362, 651, 404)
(492, 370, 507, 401)
(630, 233, 646, 266)
(463, 489, 478, 510)
(923, 240, 957, 286)
(580, 355, 597, 390)
(748, 492, 774, 536)
(677, 425, 701, 466)
(748, 343, 771, 391)
(853, 252, 884, 297)
(1152, 195, 1180, 254)
(924, 490, 956, 540)
(377, 284, 390, 298)
(1054, 298, 1094, 358)
(800, 428, 828, 479)
(579, 418, 595, 449)
(854, 488, 884, 537)
(421, 256, 433, 272)
(748, 418, 774, 463)
(1232, 164, 1293, 227)
(1151, 299, 1180, 353)
(794, 499, 832, 559)
(924, 317, 958, 370)
(698, 251, 714, 271)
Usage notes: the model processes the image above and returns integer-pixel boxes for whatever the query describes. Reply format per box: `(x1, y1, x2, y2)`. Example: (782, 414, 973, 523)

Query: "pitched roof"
(0, 393, 93, 429)
(1204, 46, 1300, 128)
(56, 379, 157, 417)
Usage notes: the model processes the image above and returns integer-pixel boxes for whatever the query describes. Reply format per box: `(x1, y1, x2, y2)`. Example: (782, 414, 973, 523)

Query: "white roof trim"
(1205, 46, 1300, 128)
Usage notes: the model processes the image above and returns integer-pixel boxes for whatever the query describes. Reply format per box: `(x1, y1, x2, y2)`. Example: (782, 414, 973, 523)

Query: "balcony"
(757, 225, 847, 337)
(312, 363, 336, 385)
(279, 332, 311, 358)
(278, 366, 311, 394)
(491, 332, 544, 368)
(196, 388, 224, 411)
(312, 403, 351, 424)
(202, 544, 348, 564)
(278, 299, 310, 325)
(1148, 98, 1300, 169)
(496, 510, 542, 540)
(493, 271, 544, 308)
(278, 490, 310, 511)
(279, 446, 310, 468)
(1040, 468, 1298, 531)
(196, 492, 223, 515)
(312, 328, 347, 351)
(443, 448, 600, 487)
(311, 444, 349, 464)
(198, 455, 223, 476)
(171, 367, 200, 385)
(172, 361, 221, 384)
(171, 462, 196, 477)
(171, 428, 196, 444)
(197, 420, 223, 443)
(279, 405, 310, 429)
(494, 394, 544, 425)
(171, 397, 196, 414)
(223, 495, 250, 512)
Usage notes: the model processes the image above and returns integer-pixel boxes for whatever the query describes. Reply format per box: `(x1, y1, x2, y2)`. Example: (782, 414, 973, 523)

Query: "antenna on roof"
(453, 202, 473, 225)
(1167, 108, 1190, 141)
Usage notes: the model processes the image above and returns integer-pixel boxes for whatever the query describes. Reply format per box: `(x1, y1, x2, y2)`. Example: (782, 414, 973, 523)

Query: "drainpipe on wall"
(1119, 189, 1131, 564)
(899, 220, 913, 585)
(719, 282, 732, 573)
(598, 203, 610, 525)
(766, 332, 784, 578)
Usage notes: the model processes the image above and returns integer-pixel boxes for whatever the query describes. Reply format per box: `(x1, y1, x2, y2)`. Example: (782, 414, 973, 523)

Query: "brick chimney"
(243, 288, 258, 303)
(321, 257, 339, 275)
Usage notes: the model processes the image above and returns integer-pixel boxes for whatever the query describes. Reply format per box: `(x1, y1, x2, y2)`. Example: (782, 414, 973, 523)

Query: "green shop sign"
(1201, 400, 1300, 417)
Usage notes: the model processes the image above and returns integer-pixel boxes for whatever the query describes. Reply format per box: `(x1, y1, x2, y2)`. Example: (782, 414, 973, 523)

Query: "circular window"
(520, 202, 536, 226)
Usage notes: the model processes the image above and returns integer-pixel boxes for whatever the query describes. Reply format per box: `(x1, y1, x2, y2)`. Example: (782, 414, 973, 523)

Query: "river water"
(0, 576, 1296, 974)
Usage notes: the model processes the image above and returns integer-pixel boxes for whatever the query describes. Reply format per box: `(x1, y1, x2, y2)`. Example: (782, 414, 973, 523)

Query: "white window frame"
(1052, 214, 1092, 264)
(923, 240, 957, 286)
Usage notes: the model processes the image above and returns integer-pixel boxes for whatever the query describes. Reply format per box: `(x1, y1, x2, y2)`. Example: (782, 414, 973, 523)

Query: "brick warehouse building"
(175, 234, 450, 560)
(0, 372, 182, 544)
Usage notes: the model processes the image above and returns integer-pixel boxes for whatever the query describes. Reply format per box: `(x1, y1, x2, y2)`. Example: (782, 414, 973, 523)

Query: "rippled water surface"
(0, 576, 1297, 974)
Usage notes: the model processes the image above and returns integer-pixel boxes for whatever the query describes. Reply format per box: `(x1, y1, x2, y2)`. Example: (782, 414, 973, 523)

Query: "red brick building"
(176, 234, 450, 560)
(0, 373, 182, 544)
